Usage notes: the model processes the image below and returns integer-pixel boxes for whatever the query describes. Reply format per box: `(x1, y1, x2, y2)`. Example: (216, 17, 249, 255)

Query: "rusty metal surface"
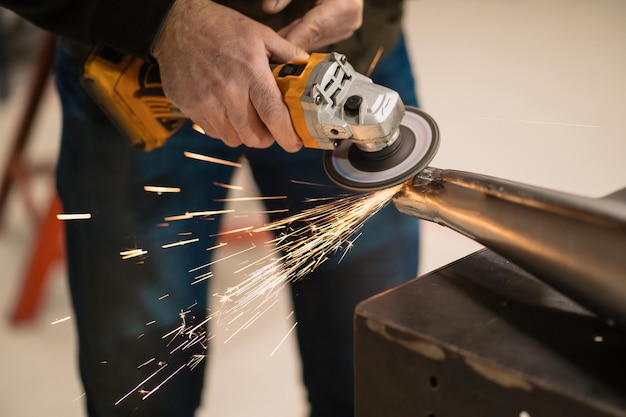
(355, 249, 626, 417)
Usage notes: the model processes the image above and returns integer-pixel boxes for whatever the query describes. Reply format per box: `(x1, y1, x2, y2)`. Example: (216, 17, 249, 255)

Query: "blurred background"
(0, 0, 624, 416)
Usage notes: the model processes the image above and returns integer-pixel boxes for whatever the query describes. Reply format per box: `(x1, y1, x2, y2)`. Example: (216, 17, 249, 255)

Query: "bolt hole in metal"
(425, 376, 439, 417)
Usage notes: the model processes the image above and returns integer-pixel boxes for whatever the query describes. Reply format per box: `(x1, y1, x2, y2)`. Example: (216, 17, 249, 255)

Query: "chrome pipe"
(393, 167, 626, 324)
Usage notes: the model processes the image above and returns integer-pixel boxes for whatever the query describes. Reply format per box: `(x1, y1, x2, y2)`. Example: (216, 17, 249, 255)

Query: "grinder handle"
(272, 53, 328, 150)
(82, 45, 330, 151)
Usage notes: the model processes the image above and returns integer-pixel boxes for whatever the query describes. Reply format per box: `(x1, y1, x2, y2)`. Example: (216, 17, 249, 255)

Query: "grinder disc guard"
(324, 107, 440, 191)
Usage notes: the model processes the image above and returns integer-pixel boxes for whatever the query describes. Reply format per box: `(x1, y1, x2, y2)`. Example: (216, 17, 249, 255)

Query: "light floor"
(1, 1, 625, 416)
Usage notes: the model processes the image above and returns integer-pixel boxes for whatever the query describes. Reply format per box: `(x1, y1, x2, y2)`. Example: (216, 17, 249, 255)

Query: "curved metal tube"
(393, 167, 626, 324)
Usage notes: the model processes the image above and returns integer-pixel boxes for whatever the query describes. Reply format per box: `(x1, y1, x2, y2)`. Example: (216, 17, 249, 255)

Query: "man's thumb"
(266, 33, 310, 63)
(262, 0, 293, 14)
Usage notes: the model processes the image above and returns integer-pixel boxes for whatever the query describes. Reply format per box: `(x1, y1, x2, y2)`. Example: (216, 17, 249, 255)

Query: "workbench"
(355, 248, 626, 417)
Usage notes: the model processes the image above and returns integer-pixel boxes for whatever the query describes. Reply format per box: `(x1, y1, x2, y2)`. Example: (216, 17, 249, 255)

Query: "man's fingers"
(256, 96, 303, 153)
(236, 100, 276, 149)
(250, 70, 302, 153)
(262, 0, 293, 14)
(279, 0, 363, 51)
(281, 15, 324, 51)
(264, 26, 309, 63)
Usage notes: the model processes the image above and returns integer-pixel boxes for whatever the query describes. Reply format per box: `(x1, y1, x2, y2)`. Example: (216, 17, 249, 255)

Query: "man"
(2, 1, 419, 416)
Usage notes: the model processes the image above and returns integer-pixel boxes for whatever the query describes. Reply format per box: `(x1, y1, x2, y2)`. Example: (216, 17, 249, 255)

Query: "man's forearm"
(0, 0, 175, 57)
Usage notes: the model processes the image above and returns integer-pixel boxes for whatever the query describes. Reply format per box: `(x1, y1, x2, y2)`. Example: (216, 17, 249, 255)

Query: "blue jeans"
(56, 36, 419, 417)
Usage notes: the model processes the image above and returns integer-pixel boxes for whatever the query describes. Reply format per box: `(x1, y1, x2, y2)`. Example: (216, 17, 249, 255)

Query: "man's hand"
(263, 0, 363, 52)
(152, 0, 309, 152)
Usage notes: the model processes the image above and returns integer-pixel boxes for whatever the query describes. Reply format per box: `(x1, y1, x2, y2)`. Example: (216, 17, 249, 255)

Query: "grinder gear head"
(273, 52, 439, 191)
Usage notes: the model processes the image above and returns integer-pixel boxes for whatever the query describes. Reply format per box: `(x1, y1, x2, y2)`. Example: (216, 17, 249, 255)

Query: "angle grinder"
(82, 48, 439, 191)
(273, 52, 439, 191)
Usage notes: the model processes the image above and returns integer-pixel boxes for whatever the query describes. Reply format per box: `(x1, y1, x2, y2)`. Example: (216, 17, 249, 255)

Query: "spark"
(223, 298, 280, 344)
(186, 209, 232, 217)
(116, 363, 169, 406)
(257, 208, 289, 214)
(184, 151, 242, 168)
(188, 354, 206, 371)
(241, 311, 262, 330)
(72, 392, 86, 403)
(184, 313, 218, 340)
(366, 46, 384, 77)
(213, 181, 243, 190)
(226, 311, 245, 326)
(222, 313, 256, 344)
(191, 271, 213, 286)
(57, 213, 91, 220)
(210, 226, 254, 237)
(191, 124, 205, 135)
(207, 185, 401, 342)
(338, 232, 362, 264)
(184, 334, 208, 351)
(170, 339, 190, 354)
(138, 358, 156, 369)
(120, 249, 148, 259)
(161, 238, 200, 249)
(289, 179, 329, 187)
(158, 294, 170, 300)
(270, 321, 298, 357)
(51, 316, 71, 325)
(141, 364, 187, 401)
(206, 242, 228, 252)
(146, 320, 156, 326)
(116, 184, 401, 405)
(161, 326, 183, 341)
(143, 185, 181, 194)
(163, 214, 192, 221)
(164, 209, 233, 222)
(213, 195, 287, 202)
(304, 196, 348, 203)
(188, 245, 257, 272)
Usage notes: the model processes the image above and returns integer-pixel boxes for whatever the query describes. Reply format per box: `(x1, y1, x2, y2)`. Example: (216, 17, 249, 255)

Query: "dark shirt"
(0, 0, 175, 58)
(0, 0, 404, 73)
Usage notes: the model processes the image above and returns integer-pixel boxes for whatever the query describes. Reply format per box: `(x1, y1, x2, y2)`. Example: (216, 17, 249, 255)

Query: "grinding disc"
(323, 107, 440, 192)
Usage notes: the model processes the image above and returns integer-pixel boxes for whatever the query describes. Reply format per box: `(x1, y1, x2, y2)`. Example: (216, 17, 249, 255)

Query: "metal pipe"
(393, 167, 626, 324)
